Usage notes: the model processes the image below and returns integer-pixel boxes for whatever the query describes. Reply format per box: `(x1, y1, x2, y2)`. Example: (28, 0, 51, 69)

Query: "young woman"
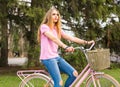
(37, 6, 95, 87)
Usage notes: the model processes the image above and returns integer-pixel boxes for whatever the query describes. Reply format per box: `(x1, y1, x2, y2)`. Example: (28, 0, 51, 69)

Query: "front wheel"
(19, 73, 53, 87)
(86, 74, 120, 87)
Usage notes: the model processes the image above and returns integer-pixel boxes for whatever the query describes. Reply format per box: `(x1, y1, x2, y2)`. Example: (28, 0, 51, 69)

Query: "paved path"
(8, 55, 120, 66)
(8, 57, 28, 66)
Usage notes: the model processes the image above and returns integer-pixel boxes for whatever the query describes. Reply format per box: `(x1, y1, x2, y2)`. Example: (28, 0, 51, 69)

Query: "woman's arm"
(44, 31, 74, 52)
(44, 31, 68, 49)
(61, 32, 94, 45)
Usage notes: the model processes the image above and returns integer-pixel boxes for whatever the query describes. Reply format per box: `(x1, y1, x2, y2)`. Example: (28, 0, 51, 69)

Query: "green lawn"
(0, 68, 120, 87)
(0, 74, 21, 87)
(103, 68, 120, 82)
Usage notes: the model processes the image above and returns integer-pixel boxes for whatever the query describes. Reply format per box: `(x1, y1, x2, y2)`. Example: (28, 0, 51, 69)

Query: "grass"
(103, 68, 120, 82)
(0, 74, 21, 87)
(0, 67, 120, 87)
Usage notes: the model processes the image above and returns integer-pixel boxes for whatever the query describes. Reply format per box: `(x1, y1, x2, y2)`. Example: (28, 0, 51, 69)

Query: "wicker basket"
(87, 49, 110, 71)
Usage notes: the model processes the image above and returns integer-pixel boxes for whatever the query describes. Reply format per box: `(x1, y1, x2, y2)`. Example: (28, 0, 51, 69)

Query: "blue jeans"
(41, 56, 76, 87)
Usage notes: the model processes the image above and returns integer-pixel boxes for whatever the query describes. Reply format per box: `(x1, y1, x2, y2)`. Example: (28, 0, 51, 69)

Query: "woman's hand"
(87, 40, 95, 45)
(65, 46, 74, 52)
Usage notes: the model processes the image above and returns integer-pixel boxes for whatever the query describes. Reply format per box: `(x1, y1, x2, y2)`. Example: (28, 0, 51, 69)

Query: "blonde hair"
(37, 6, 62, 43)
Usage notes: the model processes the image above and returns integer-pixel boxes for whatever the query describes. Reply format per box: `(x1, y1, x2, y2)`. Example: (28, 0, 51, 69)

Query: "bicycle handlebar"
(74, 42, 95, 52)
(86, 42, 95, 51)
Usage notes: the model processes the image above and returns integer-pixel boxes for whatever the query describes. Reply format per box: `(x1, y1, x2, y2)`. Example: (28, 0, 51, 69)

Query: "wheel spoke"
(20, 74, 53, 87)
(86, 74, 120, 87)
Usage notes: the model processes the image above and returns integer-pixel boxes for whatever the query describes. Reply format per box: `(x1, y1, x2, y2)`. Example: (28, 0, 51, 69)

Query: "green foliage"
(110, 62, 120, 69)
(1, 0, 120, 67)
(109, 22, 120, 53)
(7, 0, 17, 7)
(24, 7, 44, 26)
(12, 27, 20, 52)
(60, 41, 87, 72)
(54, 0, 120, 69)
(27, 44, 40, 67)
(63, 50, 87, 72)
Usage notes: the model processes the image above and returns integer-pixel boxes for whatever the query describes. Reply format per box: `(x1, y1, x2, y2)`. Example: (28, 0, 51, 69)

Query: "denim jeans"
(41, 56, 76, 87)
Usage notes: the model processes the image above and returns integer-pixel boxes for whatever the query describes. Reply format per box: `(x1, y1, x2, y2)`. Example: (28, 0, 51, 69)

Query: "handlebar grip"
(87, 43, 95, 51)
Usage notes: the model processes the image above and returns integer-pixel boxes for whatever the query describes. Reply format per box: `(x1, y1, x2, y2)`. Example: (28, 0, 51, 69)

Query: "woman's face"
(51, 10, 59, 23)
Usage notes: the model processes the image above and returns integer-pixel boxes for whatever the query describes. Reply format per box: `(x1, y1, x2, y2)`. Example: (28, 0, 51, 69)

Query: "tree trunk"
(27, 0, 38, 67)
(0, 1, 8, 66)
(107, 29, 110, 48)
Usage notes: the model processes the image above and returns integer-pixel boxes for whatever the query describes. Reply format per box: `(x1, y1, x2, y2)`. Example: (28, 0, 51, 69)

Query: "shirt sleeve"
(40, 24, 50, 34)
(61, 29, 65, 35)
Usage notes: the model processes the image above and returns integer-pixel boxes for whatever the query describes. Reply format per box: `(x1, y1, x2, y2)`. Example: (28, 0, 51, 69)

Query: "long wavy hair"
(37, 6, 62, 43)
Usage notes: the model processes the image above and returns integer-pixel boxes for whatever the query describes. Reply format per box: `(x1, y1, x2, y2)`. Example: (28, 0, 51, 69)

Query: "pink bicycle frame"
(70, 64, 96, 87)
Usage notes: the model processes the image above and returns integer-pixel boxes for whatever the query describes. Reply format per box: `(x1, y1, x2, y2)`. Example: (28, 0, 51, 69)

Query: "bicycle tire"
(85, 73, 120, 87)
(19, 73, 54, 87)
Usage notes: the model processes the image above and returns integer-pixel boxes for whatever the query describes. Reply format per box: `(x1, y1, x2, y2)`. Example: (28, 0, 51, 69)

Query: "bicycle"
(17, 43, 120, 87)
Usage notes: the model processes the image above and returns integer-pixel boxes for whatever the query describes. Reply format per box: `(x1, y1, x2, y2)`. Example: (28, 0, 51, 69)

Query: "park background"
(0, 0, 120, 86)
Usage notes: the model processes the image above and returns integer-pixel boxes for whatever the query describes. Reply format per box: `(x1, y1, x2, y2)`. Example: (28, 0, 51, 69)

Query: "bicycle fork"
(91, 72, 104, 87)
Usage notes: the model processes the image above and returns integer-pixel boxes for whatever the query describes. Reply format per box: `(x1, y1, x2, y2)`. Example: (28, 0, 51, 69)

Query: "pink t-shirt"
(40, 24, 62, 60)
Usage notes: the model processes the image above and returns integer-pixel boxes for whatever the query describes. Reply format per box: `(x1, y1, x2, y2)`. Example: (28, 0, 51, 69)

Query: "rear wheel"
(86, 74, 120, 87)
(20, 73, 53, 87)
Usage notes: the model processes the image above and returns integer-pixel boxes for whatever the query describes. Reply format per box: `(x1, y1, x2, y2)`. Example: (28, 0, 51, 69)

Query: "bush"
(61, 49, 87, 72)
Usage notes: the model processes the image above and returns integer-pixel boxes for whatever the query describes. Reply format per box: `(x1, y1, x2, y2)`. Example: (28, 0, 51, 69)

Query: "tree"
(16, 0, 53, 67)
(53, 0, 120, 53)
(0, 0, 120, 67)
(0, 0, 9, 66)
